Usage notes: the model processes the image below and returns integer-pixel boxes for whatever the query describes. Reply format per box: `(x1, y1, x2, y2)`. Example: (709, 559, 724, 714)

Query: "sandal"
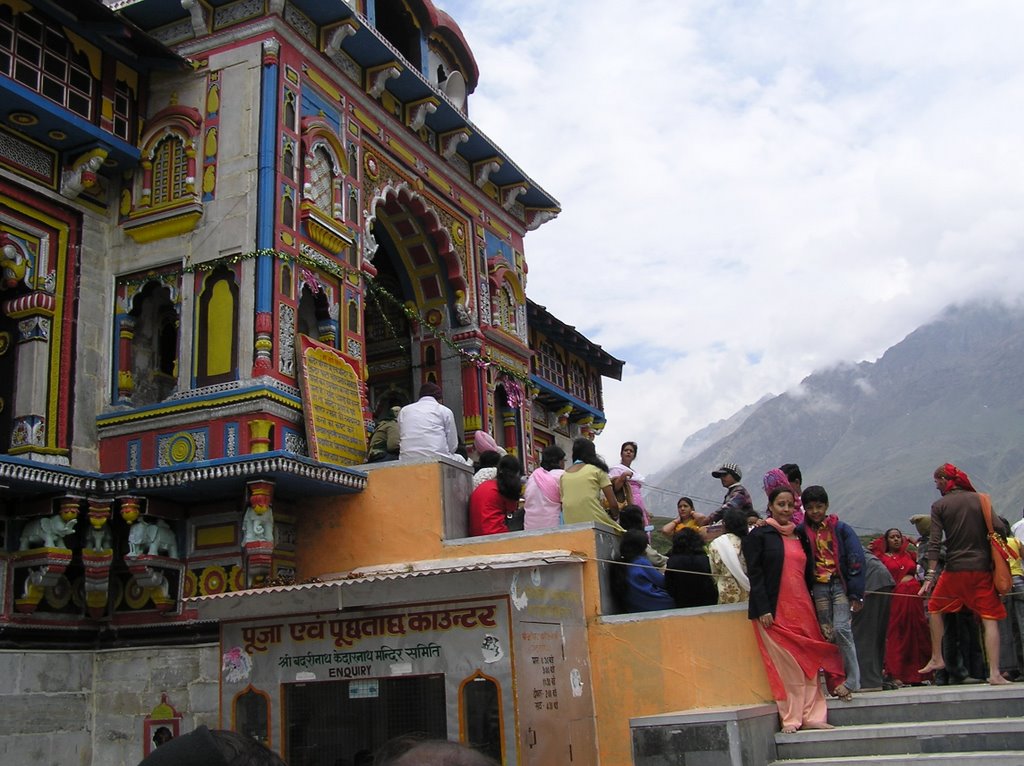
(832, 684, 853, 701)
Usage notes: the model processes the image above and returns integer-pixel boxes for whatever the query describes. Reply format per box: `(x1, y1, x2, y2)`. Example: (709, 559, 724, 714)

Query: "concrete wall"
(590, 606, 774, 766)
(0, 644, 218, 766)
(296, 460, 779, 765)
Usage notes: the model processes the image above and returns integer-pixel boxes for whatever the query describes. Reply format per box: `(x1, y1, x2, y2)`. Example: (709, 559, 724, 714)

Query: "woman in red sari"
(870, 528, 932, 684)
(743, 487, 847, 733)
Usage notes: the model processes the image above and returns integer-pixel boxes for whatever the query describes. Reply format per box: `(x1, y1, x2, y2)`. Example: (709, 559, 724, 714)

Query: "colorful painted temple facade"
(0, 2, 775, 765)
(0, 0, 621, 632)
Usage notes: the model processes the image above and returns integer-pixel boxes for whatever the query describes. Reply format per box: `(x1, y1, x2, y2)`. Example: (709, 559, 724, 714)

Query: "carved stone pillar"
(117, 314, 136, 403)
(243, 479, 275, 587)
(4, 292, 55, 456)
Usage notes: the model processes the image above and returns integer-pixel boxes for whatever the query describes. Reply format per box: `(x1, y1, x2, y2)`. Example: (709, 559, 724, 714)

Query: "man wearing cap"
(706, 462, 754, 525)
(397, 382, 461, 462)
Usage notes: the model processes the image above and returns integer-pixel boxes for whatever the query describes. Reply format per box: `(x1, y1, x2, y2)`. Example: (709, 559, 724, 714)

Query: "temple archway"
(364, 185, 470, 429)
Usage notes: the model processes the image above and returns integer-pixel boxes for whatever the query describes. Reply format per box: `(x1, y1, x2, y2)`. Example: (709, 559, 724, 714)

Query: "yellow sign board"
(297, 336, 367, 466)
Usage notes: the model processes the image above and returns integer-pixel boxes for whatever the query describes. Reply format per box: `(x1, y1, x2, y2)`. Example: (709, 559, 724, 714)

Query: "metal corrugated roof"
(187, 550, 584, 621)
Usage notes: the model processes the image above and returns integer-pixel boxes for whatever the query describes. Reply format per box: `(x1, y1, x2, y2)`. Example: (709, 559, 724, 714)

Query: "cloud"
(435, 0, 1024, 472)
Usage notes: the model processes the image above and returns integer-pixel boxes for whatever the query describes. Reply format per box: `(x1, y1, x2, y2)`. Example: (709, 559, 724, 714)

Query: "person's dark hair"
(418, 382, 443, 400)
(475, 450, 501, 471)
(617, 529, 649, 562)
(621, 441, 638, 454)
(353, 749, 373, 766)
(136, 726, 286, 766)
(618, 504, 644, 532)
(801, 485, 828, 506)
(677, 496, 694, 509)
(609, 529, 651, 612)
(767, 486, 794, 505)
(722, 508, 750, 538)
(670, 527, 705, 555)
(495, 454, 522, 500)
(539, 444, 565, 471)
(780, 463, 802, 485)
(571, 437, 608, 473)
(375, 736, 500, 766)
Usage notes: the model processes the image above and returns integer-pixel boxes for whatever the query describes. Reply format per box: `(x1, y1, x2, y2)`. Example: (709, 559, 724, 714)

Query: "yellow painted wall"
(589, 611, 772, 764)
(296, 462, 448, 576)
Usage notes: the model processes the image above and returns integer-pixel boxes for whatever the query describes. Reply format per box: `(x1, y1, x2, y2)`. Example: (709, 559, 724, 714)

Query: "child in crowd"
(799, 485, 866, 696)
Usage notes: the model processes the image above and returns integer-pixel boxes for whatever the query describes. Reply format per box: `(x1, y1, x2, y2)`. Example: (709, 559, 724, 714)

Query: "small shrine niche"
(142, 693, 182, 758)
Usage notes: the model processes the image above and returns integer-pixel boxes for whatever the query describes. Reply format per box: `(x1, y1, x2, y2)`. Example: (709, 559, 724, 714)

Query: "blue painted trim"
(1, 79, 138, 160)
(530, 375, 606, 420)
(255, 54, 279, 314)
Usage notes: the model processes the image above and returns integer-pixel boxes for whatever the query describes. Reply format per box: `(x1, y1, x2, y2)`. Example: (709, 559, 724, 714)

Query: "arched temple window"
(151, 135, 189, 206)
(196, 267, 239, 386)
(130, 282, 178, 405)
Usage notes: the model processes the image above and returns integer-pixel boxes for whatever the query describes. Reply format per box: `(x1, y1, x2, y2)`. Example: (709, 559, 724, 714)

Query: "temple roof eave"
(0, 451, 367, 504)
(109, 0, 560, 215)
(528, 300, 624, 380)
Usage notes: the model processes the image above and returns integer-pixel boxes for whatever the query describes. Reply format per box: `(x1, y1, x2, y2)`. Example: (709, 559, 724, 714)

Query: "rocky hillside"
(645, 303, 1024, 536)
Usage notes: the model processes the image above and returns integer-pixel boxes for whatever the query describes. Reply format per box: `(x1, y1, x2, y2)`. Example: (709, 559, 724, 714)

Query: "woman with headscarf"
(869, 528, 932, 685)
(743, 485, 847, 733)
(523, 444, 566, 530)
(762, 468, 793, 520)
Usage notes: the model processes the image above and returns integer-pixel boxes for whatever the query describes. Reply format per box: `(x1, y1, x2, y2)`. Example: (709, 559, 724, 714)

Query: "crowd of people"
(368, 391, 1021, 731)
(458, 431, 1023, 733)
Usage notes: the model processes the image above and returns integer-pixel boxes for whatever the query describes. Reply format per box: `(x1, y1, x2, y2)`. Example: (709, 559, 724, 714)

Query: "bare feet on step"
(781, 725, 800, 734)
(989, 674, 1012, 685)
(802, 721, 835, 730)
(918, 659, 944, 675)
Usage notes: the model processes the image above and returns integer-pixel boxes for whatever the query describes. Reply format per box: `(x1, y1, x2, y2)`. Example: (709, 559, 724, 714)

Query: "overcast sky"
(433, 0, 1024, 474)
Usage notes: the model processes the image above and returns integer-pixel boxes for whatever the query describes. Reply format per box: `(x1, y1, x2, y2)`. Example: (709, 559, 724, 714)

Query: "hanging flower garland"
(133, 247, 532, 391)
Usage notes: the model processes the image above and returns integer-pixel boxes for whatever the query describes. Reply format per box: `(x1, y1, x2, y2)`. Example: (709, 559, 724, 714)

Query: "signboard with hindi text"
(296, 335, 367, 465)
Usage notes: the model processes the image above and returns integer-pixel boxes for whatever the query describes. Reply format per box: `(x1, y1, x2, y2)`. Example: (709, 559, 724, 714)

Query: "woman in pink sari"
(609, 441, 650, 530)
(743, 486, 847, 733)
(523, 445, 566, 530)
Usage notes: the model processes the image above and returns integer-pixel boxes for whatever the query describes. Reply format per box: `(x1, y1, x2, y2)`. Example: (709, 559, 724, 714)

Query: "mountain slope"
(646, 303, 1024, 535)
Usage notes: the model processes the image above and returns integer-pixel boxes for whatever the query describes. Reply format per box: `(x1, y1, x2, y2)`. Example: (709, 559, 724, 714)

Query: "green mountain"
(646, 303, 1024, 538)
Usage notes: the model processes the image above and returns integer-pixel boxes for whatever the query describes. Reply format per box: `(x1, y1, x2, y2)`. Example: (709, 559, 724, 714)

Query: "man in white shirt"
(397, 382, 460, 461)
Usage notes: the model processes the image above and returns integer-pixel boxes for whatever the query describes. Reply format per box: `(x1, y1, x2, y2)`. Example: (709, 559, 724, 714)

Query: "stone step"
(771, 750, 1024, 766)
(775, 717, 1024, 761)
(823, 683, 1024, 727)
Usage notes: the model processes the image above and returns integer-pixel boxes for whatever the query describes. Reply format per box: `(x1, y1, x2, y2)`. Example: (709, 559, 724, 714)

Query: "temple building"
(0, 2, 778, 766)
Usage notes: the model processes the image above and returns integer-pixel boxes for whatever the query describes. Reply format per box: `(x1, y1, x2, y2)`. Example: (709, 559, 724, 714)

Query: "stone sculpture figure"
(19, 513, 77, 549)
(242, 504, 274, 544)
(127, 519, 178, 558)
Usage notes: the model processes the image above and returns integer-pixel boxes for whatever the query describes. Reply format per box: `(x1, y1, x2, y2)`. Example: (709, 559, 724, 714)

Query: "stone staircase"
(770, 683, 1024, 766)
(629, 682, 1024, 765)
